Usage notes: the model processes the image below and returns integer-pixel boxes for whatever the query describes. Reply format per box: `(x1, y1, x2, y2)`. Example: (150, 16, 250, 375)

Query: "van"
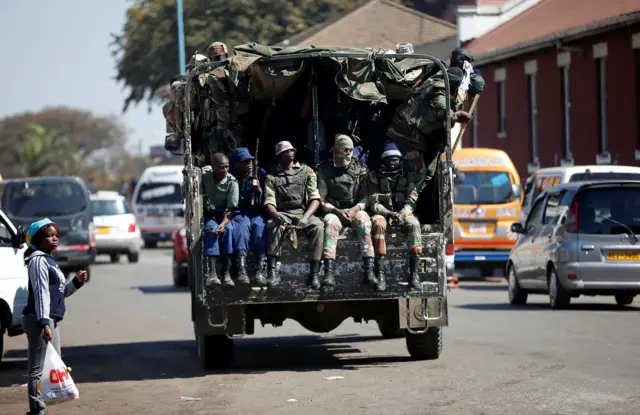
(452, 148, 522, 276)
(132, 165, 185, 248)
(0, 176, 96, 278)
(520, 165, 640, 222)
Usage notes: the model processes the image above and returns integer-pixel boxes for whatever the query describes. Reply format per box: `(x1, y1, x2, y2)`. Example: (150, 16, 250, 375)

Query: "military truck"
(174, 44, 455, 369)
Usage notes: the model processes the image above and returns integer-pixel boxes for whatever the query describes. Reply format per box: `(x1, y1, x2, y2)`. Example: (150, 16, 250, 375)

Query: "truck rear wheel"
(406, 327, 442, 360)
(197, 334, 233, 369)
(377, 321, 406, 339)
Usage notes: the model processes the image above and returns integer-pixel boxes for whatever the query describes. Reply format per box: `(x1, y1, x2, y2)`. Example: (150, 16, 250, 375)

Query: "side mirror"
(510, 222, 525, 234)
(164, 134, 184, 155)
(512, 184, 522, 199)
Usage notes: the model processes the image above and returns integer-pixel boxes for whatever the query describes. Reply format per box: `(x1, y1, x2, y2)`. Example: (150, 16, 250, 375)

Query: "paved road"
(2, 249, 640, 415)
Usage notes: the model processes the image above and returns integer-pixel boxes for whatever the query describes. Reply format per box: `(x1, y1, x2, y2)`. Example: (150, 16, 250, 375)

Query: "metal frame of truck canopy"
(181, 51, 453, 344)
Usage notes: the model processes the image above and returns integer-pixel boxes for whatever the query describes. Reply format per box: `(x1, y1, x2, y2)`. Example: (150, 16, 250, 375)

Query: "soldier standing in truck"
(363, 143, 425, 290)
(316, 134, 376, 288)
(201, 153, 240, 288)
(263, 141, 324, 288)
(229, 147, 268, 286)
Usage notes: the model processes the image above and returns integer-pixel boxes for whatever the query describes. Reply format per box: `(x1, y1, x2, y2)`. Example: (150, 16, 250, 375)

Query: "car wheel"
(173, 254, 188, 287)
(614, 294, 635, 307)
(128, 252, 140, 263)
(110, 254, 120, 263)
(548, 267, 570, 309)
(507, 265, 528, 305)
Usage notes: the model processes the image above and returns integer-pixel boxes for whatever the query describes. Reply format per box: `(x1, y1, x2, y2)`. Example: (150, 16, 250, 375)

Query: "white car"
(90, 191, 141, 263)
(0, 208, 28, 362)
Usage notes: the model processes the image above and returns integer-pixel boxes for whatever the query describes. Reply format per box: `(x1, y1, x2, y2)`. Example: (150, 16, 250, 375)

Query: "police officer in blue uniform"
(229, 147, 268, 286)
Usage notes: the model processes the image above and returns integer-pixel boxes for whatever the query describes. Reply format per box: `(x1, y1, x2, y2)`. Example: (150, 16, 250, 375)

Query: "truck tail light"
(565, 195, 579, 233)
(128, 223, 137, 233)
(446, 243, 454, 256)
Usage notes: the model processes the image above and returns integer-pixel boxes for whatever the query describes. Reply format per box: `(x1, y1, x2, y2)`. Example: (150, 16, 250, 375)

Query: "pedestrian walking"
(22, 218, 88, 415)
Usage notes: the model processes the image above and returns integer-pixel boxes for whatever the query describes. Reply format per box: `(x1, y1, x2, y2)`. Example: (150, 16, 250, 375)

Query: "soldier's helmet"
(395, 42, 414, 55)
(206, 42, 229, 61)
(186, 53, 210, 71)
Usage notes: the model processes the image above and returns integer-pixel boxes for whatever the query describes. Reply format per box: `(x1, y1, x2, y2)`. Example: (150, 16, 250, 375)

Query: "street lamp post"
(176, 0, 186, 74)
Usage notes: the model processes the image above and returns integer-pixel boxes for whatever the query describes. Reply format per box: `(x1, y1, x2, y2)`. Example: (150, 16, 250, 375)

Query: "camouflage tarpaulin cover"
(229, 43, 439, 104)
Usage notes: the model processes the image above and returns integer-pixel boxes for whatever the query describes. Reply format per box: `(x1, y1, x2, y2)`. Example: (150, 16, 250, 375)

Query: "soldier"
(186, 53, 210, 72)
(264, 141, 324, 288)
(205, 42, 229, 62)
(163, 75, 187, 152)
(449, 48, 485, 99)
(316, 134, 376, 288)
(363, 143, 425, 290)
(201, 153, 240, 288)
(388, 66, 472, 184)
(229, 147, 268, 286)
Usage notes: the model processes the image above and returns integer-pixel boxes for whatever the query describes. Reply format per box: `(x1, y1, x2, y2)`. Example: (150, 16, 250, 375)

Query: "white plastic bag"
(37, 342, 79, 405)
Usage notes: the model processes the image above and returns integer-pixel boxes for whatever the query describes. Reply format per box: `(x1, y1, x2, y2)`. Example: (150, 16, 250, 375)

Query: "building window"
(472, 104, 478, 147)
(560, 66, 571, 161)
(525, 60, 538, 167)
(633, 33, 640, 159)
(593, 42, 609, 164)
(494, 68, 506, 138)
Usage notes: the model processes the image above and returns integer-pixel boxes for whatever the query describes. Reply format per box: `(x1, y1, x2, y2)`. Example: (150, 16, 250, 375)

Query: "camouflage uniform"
(184, 53, 211, 164)
(264, 141, 324, 288)
(363, 143, 425, 289)
(316, 135, 375, 288)
(163, 77, 186, 152)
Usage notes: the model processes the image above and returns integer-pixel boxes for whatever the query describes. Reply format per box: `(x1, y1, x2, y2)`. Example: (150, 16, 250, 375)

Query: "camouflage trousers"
(371, 214, 423, 256)
(322, 211, 374, 260)
(267, 210, 324, 261)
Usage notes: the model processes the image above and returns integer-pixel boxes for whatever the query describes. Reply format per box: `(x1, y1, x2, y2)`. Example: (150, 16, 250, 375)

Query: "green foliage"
(9, 124, 78, 178)
(111, 0, 372, 112)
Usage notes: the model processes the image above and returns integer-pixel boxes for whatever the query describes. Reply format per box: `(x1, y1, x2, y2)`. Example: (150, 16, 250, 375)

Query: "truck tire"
(0, 321, 4, 365)
(377, 321, 406, 339)
(406, 327, 442, 360)
(197, 334, 233, 369)
(615, 294, 635, 307)
(173, 255, 188, 287)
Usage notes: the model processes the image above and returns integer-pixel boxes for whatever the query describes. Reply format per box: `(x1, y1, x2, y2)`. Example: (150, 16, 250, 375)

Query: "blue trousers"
(232, 213, 267, 256)
(203, 214, 234, 257)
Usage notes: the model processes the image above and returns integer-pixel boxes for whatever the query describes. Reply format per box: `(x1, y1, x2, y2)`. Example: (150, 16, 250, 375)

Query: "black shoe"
(266, 256, 280, 287)
(222, 255, 234, 288)
(205, 256, 221, 287)
(237, 255, 250, 285)
(309, 260, 322, 289)
(409, 256, 421, 289)
(322, 259, 335, 287)
(253, 254, 267, 286)
(373, 257, 386, 291)
(363, 256, 378, 285)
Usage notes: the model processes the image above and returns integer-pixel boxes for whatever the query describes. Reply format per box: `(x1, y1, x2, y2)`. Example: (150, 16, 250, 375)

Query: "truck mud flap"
(398, 295, 448, 332)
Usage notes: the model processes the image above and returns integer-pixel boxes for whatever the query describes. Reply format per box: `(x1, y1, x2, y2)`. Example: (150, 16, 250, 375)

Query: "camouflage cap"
(275, 140, 296, 156)
(334, 134, 354, 150)
(206, 42, 228, 61)
(186, 53, 210, 69)
(395, 43, 414, 55)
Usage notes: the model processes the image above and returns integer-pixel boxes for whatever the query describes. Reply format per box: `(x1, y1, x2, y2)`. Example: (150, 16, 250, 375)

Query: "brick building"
(460, 0, 640, 178)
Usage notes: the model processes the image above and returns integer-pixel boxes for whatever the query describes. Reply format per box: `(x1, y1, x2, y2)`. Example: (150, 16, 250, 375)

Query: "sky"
(0, 1, 166, 154)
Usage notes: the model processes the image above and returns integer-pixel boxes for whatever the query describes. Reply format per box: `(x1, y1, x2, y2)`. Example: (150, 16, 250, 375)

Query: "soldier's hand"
(275, 213, 291, 226)
(453, 111, 473, 124)
(297, 216, 310, 227)
(347, 207, 360, 221)
(216, 223, 227, 233)
(336, 209, 352, 226)
(390, 212, 404, 226)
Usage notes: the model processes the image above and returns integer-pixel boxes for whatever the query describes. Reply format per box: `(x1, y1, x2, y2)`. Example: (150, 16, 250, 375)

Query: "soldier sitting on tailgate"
(316, 134, 376, 289)
(201, 153, 240, 289)
(363, 143, 425, 290)
(263, 141, 325, 288)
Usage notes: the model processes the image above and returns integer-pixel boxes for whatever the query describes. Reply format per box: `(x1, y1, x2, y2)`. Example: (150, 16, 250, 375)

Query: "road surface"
(1, 249, 639, 414)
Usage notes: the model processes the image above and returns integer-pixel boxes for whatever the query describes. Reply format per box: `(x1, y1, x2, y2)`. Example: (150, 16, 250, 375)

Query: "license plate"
(96, 227, 111, 235)
(468, 224, 487, 234)
(606, 250, 640, 261)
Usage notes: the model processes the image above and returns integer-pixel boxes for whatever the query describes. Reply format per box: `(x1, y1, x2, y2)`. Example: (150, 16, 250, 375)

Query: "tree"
(111, 0, 369, 112)
(9, 124, 78, 177)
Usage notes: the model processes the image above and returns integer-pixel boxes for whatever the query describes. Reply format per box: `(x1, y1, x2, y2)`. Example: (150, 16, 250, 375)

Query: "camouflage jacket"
(362, 168, 424, 217)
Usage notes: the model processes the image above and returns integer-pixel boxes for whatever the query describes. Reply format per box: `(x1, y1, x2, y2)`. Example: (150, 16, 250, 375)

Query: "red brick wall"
(463, 24, 640, 179)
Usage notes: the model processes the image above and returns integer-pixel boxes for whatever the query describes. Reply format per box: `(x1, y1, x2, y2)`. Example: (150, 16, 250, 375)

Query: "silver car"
(506, 181, 640, 309)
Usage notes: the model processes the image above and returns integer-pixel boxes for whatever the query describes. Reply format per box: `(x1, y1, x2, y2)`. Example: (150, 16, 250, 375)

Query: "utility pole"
(176, 0, 186, 74)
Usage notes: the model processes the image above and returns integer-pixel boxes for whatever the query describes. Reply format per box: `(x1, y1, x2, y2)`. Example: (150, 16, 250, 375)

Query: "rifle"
(250, 136, 260, 206)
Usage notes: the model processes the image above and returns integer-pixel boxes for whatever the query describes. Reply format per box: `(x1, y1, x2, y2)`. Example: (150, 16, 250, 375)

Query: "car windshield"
(92, 199, 130, 216)
(2, 181, 88, 217)
(135, 183, 181, 205)
(454, 171, 516, 205)
(569, 172, 640, 182)
(577, 187, 640, 234)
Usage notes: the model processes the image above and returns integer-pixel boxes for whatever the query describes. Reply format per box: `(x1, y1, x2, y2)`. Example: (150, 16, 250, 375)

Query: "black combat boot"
(221, 255, 234, 288)
(266, 256, 280, 287)
(374, 256, 386, 291)
(236, 255, 250, 285)
(409, 256, 421, 289)
(205, 256, 221, 287)
(309, 260, 322, 289)
(322, 259, 335, 287)
(363, 257, 378, 286)
(253, 254, 267, 286)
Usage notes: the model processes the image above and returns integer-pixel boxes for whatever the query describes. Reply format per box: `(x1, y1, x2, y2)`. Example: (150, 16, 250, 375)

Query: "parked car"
(0, 208, 28, 362)
(171, 226, 188, 287)
(1, 176, 96, 279)
(520, 165, 640, 222)
(507, 180, 640, 309)
(91, 191, 141, 263)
